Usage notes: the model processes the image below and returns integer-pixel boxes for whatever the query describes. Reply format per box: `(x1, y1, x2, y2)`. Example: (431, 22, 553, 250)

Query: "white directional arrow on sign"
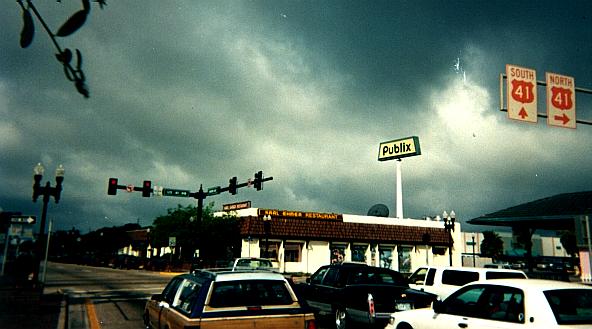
(547, 72, 576, 129)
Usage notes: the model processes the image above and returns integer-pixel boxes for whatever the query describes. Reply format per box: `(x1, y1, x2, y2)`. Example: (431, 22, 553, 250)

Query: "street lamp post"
(262, 215, 271, 258)
(472, 235, 476, 267)
(32, 163, 64, 286)
(443, 210, 456, 266)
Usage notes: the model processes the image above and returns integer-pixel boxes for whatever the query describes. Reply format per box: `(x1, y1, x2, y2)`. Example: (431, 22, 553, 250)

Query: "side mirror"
(433, 300, 444, 314)
(306, 278, 311, 284)
(151, 293, 163, 301)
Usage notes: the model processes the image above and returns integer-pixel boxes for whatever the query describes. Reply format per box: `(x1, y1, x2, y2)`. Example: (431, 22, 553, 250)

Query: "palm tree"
(481, 231, 504, 261)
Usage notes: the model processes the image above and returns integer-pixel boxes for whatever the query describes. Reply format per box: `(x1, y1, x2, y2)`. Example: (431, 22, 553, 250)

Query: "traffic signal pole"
(107, 172, 272, 262)
(107, 172, 273, 224)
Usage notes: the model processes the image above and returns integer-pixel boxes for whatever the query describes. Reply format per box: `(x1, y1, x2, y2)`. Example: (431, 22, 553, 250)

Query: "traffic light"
(108, 178, 118, 195)
(142, 180, 152, 197)
(229, 176, 237, 195)
(254, 171, 263, 191)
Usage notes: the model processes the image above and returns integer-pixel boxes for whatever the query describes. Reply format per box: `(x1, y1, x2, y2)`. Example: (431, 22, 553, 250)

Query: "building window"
(379, 247, 393, 269)
(260, 241, 280, 262)
(351, 244, 367, 263)
(330, 243, 347, 264)
(284, 242, 302, 262)
(432, 246, 446, 255)
(397, 246, 412, 273)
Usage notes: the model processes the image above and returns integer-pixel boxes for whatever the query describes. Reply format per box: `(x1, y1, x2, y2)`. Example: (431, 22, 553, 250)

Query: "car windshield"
(544, 289, 592, 325)
(208, 280, 294, 308)
(485, 272, 526, 280)
(408, 268, 428, 284)
(235, 259, 272, 268)
(348, 269, 407, 286)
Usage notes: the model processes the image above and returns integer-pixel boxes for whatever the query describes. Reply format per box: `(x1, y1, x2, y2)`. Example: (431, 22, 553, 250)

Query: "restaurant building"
(218, 207, 461, 275)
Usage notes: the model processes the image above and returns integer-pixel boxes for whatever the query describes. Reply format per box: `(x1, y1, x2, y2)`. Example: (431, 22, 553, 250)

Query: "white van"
(407, 266, 527, 299)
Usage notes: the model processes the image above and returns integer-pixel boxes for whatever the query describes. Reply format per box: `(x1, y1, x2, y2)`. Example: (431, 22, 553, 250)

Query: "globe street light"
(32, 163, 64, 286)
(443, 210, 456, 266)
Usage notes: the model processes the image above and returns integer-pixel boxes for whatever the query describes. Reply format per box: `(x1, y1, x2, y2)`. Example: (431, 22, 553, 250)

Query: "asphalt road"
(44, 262, 174, 329)
(44, 262, 335, 329)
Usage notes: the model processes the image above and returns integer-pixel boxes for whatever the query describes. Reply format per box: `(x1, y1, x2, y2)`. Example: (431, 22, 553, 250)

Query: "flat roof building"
(216, 208, 461, 275)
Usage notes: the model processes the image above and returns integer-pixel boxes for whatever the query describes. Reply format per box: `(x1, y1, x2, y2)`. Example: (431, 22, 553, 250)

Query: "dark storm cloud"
(0, 1, 591, 232)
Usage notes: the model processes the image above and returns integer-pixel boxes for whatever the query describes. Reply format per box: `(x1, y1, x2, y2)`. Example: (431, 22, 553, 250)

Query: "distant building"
(119, 228, 152, 258)
(460, 231, 569, 267)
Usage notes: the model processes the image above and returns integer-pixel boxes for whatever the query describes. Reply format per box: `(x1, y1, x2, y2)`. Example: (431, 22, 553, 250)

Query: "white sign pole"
(1, 225, 11, 276)
(396, 160, 403, 219)
(586, 216, 592, 283)
(42, 219, 53, 284)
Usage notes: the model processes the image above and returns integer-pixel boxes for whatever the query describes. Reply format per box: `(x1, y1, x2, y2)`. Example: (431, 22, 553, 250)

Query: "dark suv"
(297, 262, 437, 329)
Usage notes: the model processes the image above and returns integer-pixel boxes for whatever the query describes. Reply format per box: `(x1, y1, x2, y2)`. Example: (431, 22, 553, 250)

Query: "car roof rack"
(190, 267, 280, 277)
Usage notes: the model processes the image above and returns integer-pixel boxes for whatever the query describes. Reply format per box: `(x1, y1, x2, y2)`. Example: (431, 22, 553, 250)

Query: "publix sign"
(378, 136, 421, 161)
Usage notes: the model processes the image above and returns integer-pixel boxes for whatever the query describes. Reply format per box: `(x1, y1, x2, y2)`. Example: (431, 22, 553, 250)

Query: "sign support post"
(378, 136, 421, 219)
(396, 160, 403, 219)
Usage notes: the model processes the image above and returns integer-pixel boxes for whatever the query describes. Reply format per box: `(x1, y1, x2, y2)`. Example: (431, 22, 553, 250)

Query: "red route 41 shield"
(546, 72, 576, 129)
(506, 64, 537, 123)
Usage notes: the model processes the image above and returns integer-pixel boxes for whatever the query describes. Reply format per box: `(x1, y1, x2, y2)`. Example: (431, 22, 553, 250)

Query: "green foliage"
(480, 231, 504, 260)
(151, 204, 198, 248)
(200, 213, 241, 263)
(150, 202, 241, 263)
(49, 203, 242, 265)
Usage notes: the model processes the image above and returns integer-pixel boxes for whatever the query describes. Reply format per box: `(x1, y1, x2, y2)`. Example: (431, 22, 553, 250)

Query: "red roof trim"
(239, 216, 450, 246)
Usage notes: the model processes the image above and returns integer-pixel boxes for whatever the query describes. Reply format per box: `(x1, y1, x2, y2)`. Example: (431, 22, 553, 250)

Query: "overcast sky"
(1, 1, 591, 233)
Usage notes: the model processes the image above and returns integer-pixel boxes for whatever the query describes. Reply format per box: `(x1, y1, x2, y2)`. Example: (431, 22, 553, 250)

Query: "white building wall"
(240, 238, 261, 258)
(542, 236, 568, 257)
(307, 241, 330, 274)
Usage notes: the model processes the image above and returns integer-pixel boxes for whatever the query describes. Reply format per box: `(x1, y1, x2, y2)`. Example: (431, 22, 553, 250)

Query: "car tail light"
(368, 293, 375, 318)
(247, 306, 262, 311)
(305, 319, 317, 329)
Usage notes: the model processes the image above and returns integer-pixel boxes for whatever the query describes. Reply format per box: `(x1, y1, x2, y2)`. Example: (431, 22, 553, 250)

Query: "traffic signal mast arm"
(200, 175, 273, 197)
(107, 172, 273, 225)
(107, 172, 273, 198)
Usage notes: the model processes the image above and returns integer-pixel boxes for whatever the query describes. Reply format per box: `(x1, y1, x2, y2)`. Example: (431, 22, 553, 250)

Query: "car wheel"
(335, 307, 349, 329)
(396, 322, 413, 329)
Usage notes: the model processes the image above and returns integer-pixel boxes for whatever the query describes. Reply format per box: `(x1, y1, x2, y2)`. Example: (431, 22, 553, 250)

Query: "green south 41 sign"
(378, 136, 421, 161)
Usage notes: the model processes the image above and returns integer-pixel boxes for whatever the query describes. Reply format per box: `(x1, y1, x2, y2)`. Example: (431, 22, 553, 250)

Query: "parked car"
(189, 257, 276, 273)
(297, 262, 437, 329)
(483, 263, 512, 269)
(385, 279, 592, 329)
(407, 265, 527, 299)
(144, 269, 316, 329)
(232, 257, 275, 271)
(109, 254, 143, 270)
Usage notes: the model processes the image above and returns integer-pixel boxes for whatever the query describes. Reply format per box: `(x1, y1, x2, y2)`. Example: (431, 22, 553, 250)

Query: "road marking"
(159, 271, 186, 276)
(85, 298, 101, 329)
(69, 287, 163, 294)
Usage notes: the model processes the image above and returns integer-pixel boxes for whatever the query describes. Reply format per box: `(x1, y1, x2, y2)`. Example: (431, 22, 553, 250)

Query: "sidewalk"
(0, 276, 65, 329)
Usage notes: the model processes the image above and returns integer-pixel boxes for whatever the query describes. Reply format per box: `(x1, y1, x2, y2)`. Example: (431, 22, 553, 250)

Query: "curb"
(57, 293, 68, 329)
(158, 271, 186, 276)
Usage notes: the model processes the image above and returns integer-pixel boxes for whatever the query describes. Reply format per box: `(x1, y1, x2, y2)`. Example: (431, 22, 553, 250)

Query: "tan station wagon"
(144, 269, 317, 329)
